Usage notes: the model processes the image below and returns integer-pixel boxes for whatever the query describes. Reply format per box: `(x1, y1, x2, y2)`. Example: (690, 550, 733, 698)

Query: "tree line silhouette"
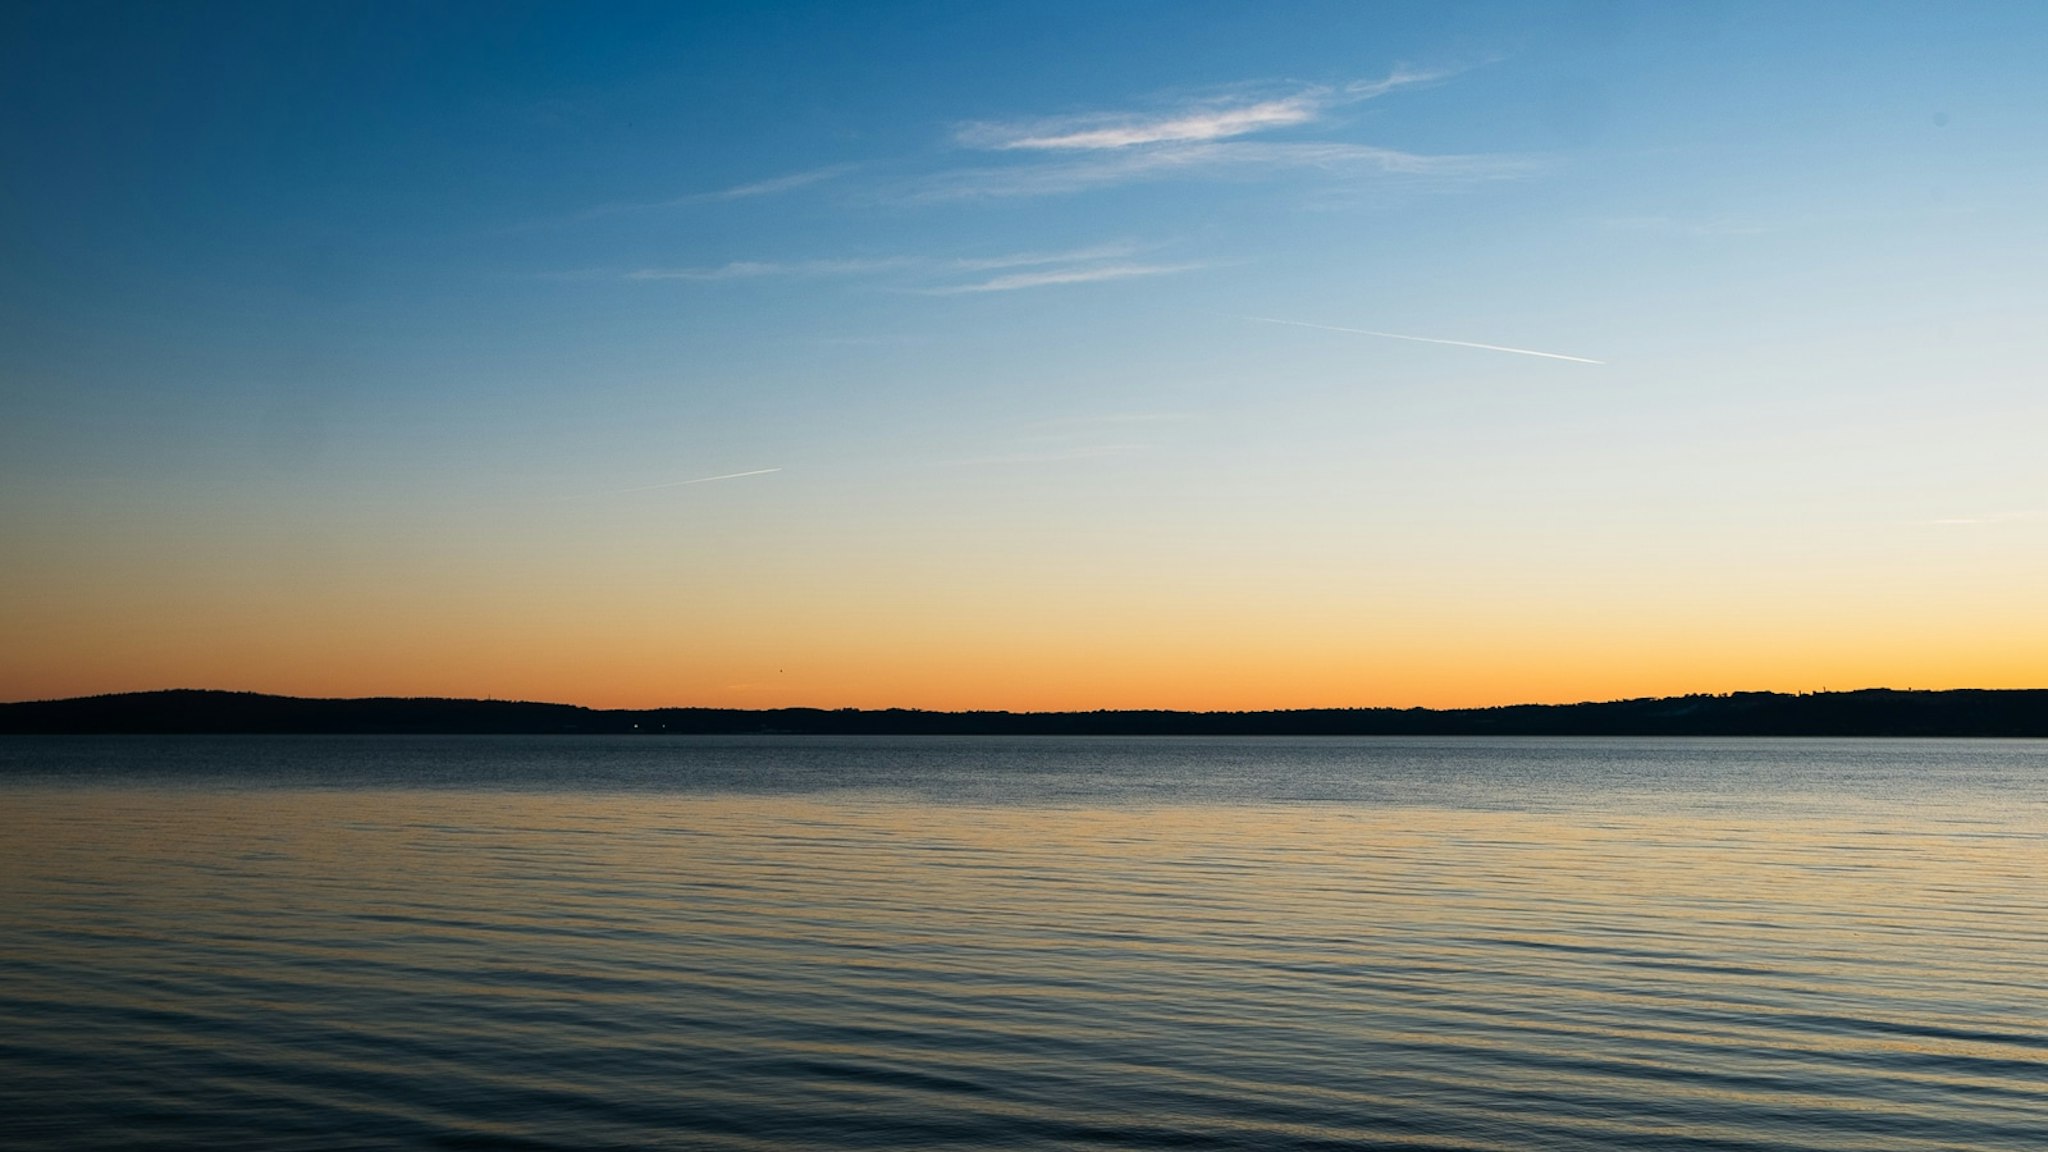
(4, 688, 2047, 736)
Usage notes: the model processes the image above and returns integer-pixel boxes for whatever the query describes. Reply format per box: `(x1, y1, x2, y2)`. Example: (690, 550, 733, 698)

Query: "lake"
(2, 736, 2045, 1150)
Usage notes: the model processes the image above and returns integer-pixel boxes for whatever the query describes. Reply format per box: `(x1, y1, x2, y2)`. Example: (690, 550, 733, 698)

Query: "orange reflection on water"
(5, 780, 2046, 1149)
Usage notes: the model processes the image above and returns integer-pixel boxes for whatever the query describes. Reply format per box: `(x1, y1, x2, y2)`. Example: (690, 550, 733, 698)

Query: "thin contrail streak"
(1241, 315, 1605, 364)
(608, 468, 782, 494)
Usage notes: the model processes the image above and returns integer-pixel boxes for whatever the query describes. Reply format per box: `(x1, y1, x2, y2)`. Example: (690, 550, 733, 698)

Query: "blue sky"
(4, 2, 2046, 706)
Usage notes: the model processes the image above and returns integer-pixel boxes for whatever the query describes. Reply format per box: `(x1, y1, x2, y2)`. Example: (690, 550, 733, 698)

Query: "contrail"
(1241, 315, 1604, 364)
(608, 468, 782, 494)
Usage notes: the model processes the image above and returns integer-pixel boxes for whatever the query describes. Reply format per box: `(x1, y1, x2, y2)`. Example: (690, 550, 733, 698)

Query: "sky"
(3, 1, 2046, 710)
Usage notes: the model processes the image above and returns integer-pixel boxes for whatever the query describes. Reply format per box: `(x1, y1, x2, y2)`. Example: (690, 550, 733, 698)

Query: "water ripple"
(2, 736, 2046, 1149)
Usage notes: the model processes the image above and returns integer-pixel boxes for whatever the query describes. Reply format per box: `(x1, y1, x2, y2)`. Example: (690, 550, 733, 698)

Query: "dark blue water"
(3, 736, 2045, 1150)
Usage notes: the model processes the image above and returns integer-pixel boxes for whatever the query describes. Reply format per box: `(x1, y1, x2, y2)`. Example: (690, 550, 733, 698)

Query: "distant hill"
(3, 688, 2047, 736)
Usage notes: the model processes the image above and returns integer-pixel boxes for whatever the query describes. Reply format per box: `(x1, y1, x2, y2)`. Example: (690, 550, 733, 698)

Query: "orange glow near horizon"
(6, 533, 2043, 710)
(6, 437, 2045, 711)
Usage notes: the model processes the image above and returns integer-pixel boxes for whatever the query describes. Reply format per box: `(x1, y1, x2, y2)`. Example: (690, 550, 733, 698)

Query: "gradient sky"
(4, 1, 2045, 709)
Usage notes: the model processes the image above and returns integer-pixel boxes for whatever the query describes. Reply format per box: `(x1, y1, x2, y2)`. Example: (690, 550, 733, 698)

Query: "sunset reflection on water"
(3, 737, 2045, 1150)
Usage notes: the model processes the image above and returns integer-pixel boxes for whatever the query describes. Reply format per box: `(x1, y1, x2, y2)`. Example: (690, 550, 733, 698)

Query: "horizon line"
(5, 685, 2040, 713)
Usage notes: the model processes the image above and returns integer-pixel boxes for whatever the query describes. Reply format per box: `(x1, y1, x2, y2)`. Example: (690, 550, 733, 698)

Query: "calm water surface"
(2, 736, 2045, 1150)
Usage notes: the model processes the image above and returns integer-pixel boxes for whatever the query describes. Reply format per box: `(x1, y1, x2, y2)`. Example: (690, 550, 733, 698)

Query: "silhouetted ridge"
(3, 688, 2047, 736)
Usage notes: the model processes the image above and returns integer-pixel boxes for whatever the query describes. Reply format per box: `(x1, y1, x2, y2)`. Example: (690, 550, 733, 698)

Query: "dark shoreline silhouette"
(3, 688, 2047, 737)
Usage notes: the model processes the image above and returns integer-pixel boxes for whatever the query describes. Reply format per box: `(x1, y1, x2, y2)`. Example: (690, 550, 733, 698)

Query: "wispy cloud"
(912, 67, 1529, 202)
(1919, 510, 2042, 526)
(611, 242, 1194, 295)
(955, 69, 1444, 152)
(952, 242, 1143, 270)
(915, 141, 1526, 201)
(960, 96, 1323, 151)
(928, 261, 1205, 294)
(712, 164, 856, 199)
(1242, 315, 1604, 364)
(1343, 68, 1447, 100)
(606, 468, 783, 495)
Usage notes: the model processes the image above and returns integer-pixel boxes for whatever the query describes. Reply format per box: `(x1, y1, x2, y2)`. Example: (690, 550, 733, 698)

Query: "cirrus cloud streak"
(955, 68, 1445, 152)
(925, 262, 1207, 294)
